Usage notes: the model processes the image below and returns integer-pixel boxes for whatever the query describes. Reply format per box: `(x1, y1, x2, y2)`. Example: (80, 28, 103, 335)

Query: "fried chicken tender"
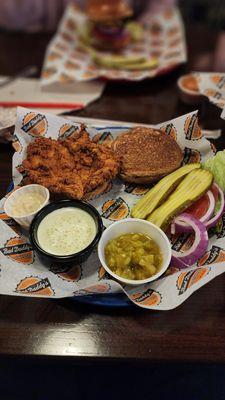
(22, 126, 120, 200)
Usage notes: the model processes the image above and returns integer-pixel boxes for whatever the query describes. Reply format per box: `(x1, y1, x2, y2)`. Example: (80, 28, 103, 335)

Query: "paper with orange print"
(41, 5, 187, 85)
(194, 73, 225, 119)
(0, 107, 224, 309)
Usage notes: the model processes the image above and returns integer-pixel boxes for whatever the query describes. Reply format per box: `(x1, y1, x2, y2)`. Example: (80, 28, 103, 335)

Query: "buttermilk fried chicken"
(22, 126, 120, 200)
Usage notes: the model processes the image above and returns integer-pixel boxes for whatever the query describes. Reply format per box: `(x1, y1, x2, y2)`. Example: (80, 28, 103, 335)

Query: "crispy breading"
(22, 126, 119, 200)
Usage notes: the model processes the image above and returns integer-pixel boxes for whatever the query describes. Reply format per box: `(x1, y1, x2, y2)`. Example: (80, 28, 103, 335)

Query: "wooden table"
(0, 26, 225, 364)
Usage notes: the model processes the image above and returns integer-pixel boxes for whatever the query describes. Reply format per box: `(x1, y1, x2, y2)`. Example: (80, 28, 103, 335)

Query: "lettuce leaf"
(202, 150, 225, 192)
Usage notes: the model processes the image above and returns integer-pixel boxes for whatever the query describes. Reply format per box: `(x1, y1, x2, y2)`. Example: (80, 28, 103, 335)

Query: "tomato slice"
(185, 193, 210, 220)
(185, 184, 219, 220)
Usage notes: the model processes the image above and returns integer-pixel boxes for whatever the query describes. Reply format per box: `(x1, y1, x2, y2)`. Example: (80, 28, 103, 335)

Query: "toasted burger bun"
(86, 0, 133, 22)
(113, 127, 183, 184)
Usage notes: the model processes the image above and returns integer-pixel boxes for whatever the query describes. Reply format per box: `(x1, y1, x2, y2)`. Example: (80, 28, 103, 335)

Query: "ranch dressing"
(37, 207, 96, 256)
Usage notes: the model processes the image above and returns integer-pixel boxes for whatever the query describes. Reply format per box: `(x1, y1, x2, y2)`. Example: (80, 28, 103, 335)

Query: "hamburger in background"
(83, 0, 135, 51)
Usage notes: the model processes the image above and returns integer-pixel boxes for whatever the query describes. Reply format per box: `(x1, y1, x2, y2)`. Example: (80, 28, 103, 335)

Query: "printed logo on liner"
(93, 131, 114, 146)
(130, 289, 162, 307)
(101, 197, 129, 221)
(204, 89, 222, 100)
(176, 267, 210, 295)
(59, 73, 74, 84)
(197, 245, 225, 266)
(58, 123, 79, 139)
(98, 265, 110, 280)
(12, 135, 22, 153)
(65, 18, 77, 31)
(210, 142, 217, 154)
(0, 237, 34, 264)
(42, 67, 57, 79)
(55, 42, 68, 52)
(167, 26, 179, 37)
(171, 232, 195, 253)
(73, 283, 111, 296)
(60, 32, 74, 43)
(160, 123, 177, 140)
(164, 266, 180, 277)
(50, 264, 82, 282)
(15, 276, 54, 296)
(47, 51, 62, 62)
(184, 114, 202, 140)
(169, 38, 182, 48)
(210, 75, 225, 89)
(21, 112, 48, 137)
(0, 211, 21, 235)
(183, 148, 201, 164)
(165, 50, 181, 59)
(215, 215, 225, 239)
(124, 184, 149, 196)
(64, 60, 81, 70)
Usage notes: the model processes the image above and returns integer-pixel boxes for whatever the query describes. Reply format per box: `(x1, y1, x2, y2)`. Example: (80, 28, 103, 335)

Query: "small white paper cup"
(4, 184, 50, 229)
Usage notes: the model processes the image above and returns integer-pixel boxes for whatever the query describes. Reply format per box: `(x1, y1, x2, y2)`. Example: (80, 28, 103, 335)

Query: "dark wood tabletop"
(0, 25, 225, 363)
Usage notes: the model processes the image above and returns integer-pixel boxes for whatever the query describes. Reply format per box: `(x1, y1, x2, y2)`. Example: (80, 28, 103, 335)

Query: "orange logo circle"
(47, 52, 61, 62)
(0, 211, 21, 235)
(64, 60, 81, 70)
(98, 265, 109, 280)
(52, 264, 82, 282)
(22, 112, 48, 137)
(183, 148, 201, 164)
(101, 198, 129, 221)
(58, 123, 79, 139)
(93, 131, 114, 146)
(130, 289, 161, 307)
(16, 276, 54, 296)
(74, 283, 111, 296)
(12, 135, 22, 153)
(161, 123, 177, 140)
(42, 67, 57, 79)
(65, 18, 77, 31)
(184, 114, 202, 140)
(176, 268, 209, 295)
(124, 184, 149, 196)
(59, 73, 74, 84)
(210, 75, 225, 89)
(60, 32, 73, 42)
(198, 245, 225, 266)
(1, 237, 34, 264)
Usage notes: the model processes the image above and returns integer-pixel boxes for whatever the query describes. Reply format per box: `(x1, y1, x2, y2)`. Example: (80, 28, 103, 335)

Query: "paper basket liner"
(0, 106, 224, 310)
(41, 5, 187, 84)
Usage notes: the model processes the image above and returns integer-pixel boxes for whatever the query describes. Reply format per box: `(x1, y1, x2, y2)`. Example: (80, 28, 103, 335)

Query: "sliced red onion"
(94, 25, 129, 41)
(171, 254, 189, 269)
(171, 213, 208, 266)
(173, 190, 215, 233)
(204, 184, 225, 229)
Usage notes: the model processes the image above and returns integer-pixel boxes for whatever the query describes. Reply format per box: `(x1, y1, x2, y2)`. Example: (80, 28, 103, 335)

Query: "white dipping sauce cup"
(4, 184, 50, 229)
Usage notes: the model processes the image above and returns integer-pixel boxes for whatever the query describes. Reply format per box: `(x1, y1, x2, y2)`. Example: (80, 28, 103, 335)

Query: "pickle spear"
(147, 169, 213, 229)
(131, 163, 201, 219)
